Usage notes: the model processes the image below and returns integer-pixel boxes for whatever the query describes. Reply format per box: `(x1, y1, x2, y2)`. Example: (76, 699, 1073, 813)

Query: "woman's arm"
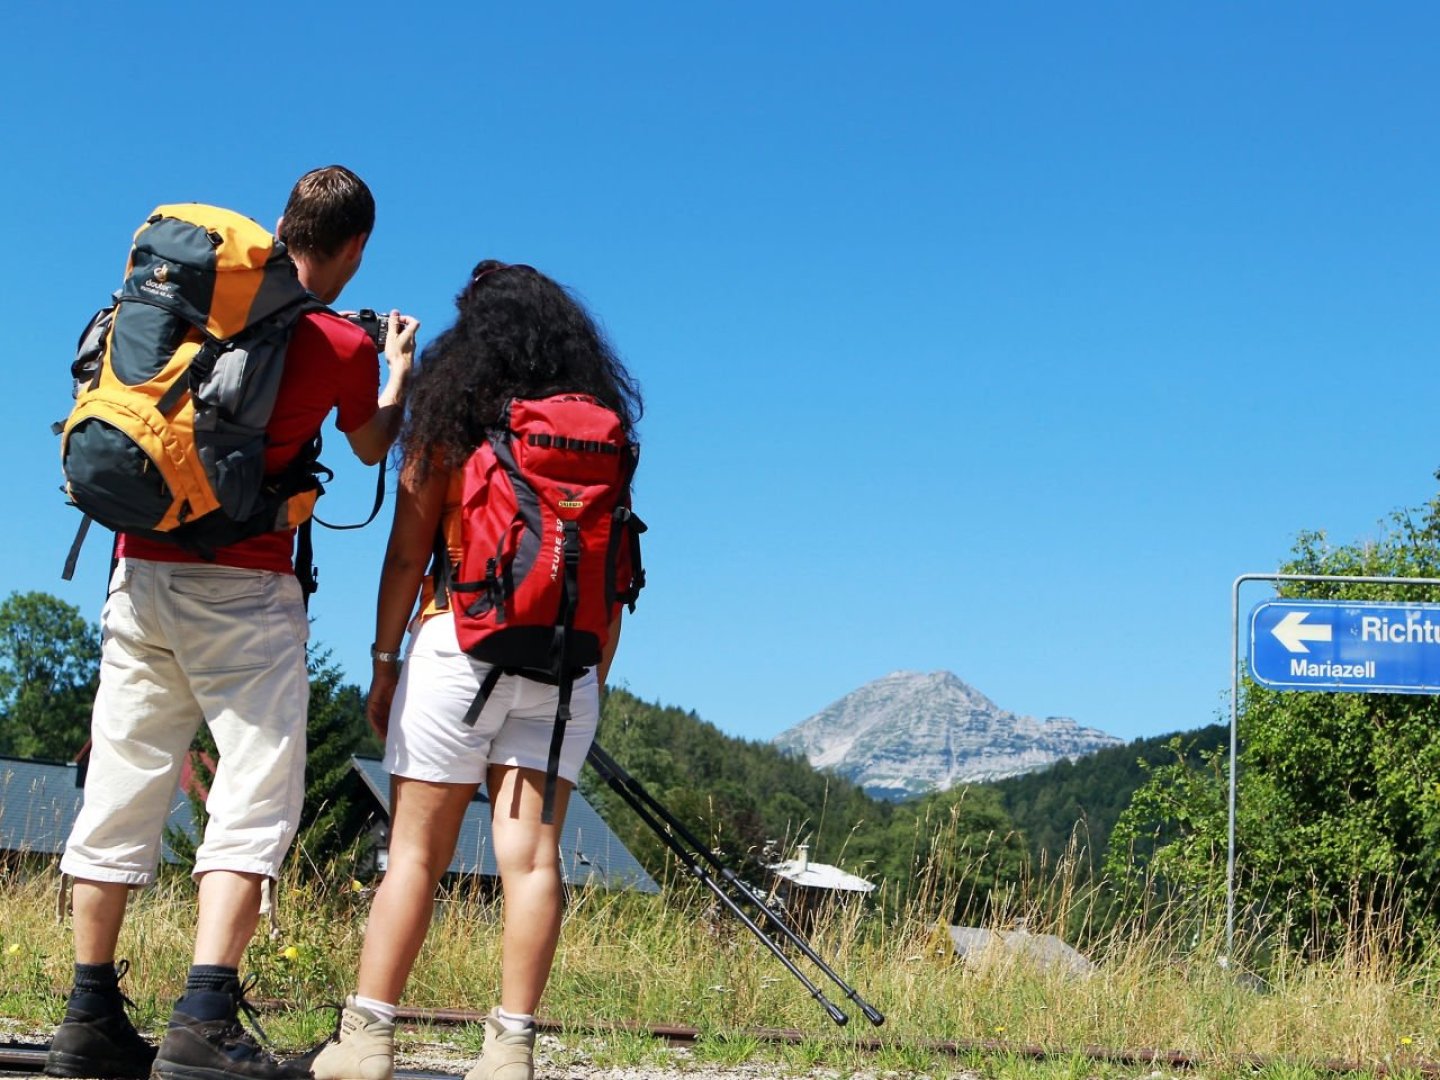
(597, 610, 623, 690)
(367, 460, 448, 739)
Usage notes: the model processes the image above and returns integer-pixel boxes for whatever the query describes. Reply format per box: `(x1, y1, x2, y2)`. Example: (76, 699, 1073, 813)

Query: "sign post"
(1227, 575, 1440, 962)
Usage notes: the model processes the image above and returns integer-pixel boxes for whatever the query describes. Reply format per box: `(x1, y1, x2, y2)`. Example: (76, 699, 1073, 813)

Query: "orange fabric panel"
(147, 204, 276, 338)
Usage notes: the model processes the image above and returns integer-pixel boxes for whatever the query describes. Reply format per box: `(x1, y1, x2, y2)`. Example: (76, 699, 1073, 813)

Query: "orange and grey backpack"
(59, 204, 333, 587)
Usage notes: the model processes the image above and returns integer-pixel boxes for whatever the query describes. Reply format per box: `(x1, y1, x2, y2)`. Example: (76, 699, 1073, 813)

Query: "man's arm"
(347, 310, 418, 464)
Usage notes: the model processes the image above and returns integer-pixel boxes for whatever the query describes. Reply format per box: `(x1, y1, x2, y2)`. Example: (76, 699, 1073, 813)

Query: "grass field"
(2, 847, 1437, 1080)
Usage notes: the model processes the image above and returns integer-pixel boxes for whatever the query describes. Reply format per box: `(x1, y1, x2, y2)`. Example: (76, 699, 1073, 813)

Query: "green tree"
(1107, 489, 1440, 953)
(988, 722, 1229, 875)
(294, 645, 382, 866)
(587, 689, 892, 886)
(0, 591, 100, 760)
(586, 688, 1032, 924)
(168, 645, 382, 870)
(881, 782, 1030, 923)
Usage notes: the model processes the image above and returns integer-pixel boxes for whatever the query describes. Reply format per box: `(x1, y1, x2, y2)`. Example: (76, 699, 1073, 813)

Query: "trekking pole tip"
(824, 1001, 848, 1026)
(860, 1002, 885, 1026)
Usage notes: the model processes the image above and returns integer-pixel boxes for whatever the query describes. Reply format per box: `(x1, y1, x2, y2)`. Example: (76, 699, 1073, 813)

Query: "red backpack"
(439, 393, 645, 820)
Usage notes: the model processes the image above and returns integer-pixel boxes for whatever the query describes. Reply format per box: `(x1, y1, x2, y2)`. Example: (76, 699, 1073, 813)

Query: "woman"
(311, 261, 642, 1080)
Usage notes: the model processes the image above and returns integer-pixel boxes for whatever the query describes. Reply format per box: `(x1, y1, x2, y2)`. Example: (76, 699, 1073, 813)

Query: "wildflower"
(350, 879, 364, 893)
(993, 1025, 1006, 1035)
(280, 945, 300, 961)
(5, 943, 19, 955)
(1401, 1037, 1414, 1047)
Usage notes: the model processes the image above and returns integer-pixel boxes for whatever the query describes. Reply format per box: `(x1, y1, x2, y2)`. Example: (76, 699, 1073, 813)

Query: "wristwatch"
(370, 644, 401, 663)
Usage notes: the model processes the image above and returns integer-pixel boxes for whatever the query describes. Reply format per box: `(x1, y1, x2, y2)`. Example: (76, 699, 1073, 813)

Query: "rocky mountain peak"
(773, 670, 1122, 800)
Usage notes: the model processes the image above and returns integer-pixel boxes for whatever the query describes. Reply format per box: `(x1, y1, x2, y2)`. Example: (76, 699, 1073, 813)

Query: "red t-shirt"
(118, 312, 380, 573)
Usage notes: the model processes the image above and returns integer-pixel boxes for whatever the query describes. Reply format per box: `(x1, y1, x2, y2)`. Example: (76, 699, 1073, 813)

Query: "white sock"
(495, 1006, 534, 1032)
(353, 995, 397, 1024)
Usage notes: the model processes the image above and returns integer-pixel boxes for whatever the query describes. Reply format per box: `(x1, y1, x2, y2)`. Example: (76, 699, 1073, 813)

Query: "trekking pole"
(586, 743, 850, 1027)
(588, 742, 884, 1026)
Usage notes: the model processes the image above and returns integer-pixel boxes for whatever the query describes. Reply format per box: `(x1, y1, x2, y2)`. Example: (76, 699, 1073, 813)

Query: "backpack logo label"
(549, 519, 565, 581)
(558, 486, 584, 510)
(141, 263, 178, 299)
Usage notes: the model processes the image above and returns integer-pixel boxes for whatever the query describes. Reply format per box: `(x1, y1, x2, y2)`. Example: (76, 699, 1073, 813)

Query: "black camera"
(343, 308, 393, 351)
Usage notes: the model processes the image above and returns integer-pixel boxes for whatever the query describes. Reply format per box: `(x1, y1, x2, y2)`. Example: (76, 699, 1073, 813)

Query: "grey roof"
(0, 756, 197, 861)
(351, 756, 657, 893)
(768, 858, 875, 893)
(945, 924, 1094, 975)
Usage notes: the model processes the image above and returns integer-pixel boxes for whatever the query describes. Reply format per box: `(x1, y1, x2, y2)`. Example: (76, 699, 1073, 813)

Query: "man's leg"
(151, 565, 311, 1080)
(45, 881, 153, 1080)
(194, 871, 265, 967)
(49, 560, 199, 1080)
(72, 880, 131, 965)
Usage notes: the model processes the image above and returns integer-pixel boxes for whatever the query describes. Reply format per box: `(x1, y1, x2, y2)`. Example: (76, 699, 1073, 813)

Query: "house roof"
(350, 756, 657, 893)
(0, 755, 197, 861)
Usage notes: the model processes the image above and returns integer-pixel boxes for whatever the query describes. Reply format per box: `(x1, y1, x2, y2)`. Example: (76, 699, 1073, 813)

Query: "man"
(44, 165, 417, 1080)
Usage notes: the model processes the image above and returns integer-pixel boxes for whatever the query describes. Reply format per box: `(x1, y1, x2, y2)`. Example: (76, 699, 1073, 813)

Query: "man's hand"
(347, 309, 419, 465)
(383, 310, 418, 375)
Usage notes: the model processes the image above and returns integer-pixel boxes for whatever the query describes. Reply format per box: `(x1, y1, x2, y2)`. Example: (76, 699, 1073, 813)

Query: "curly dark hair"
(401, 261, 643, 478)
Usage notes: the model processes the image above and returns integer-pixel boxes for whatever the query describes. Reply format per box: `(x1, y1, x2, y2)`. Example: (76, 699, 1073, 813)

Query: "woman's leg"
(486, 764, 573, 1015)
(355, 777, 477, 1004)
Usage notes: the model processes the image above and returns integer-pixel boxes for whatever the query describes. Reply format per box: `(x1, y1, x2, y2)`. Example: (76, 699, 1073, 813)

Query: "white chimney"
(796, 843, 809, 872)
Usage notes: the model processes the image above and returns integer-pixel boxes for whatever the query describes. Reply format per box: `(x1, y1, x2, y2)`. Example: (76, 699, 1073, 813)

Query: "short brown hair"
(278, 165, 375, 258)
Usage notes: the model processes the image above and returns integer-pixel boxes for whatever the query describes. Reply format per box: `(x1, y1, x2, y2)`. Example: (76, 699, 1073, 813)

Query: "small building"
(941, 921, 1093, 976)
(349, 756, 658, 893)
(0, 754, 197, 871)
(766, 843, 875, 929)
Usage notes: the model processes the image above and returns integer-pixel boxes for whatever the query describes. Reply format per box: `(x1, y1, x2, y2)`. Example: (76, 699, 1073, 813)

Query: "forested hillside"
(588, 688, 888, 878)
(588, 689, 1030, 915)
(981, 723, 1229, 871)
(3, 587, 1176, 919)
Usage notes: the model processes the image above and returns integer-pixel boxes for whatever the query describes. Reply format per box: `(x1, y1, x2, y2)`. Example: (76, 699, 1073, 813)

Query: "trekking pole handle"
(857, 1000, 885, 1026)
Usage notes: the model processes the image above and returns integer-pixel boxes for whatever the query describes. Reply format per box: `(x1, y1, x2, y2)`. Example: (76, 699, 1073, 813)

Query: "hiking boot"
(151, 976, 309, 1080)
(462, 1010, 535, 1080)
(44, 960, 156, 1080)
(306, 998, 394, 1080)
(44, 1001, 156, 1079)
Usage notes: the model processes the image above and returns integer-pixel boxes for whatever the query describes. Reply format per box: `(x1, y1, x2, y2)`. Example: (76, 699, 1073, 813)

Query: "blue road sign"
(1250, 599, 1440, 694)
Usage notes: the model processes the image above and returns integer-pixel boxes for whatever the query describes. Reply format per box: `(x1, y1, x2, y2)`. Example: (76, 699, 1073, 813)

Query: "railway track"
(4, 1008, 1438, 1078)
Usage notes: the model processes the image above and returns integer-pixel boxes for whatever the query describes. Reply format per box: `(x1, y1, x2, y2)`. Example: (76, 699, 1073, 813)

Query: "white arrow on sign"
(1271, 610, 1333, 654)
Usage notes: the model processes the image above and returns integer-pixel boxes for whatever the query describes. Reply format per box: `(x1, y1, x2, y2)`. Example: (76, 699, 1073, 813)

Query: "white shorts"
(384, 613, 600, 786)
(61, 559, 310, 885)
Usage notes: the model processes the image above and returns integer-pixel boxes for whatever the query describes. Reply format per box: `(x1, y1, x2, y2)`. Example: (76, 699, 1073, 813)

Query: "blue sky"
(5, 3, 1439, 747)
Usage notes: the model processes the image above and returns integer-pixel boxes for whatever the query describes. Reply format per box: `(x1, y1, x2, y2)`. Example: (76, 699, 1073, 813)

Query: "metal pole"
(589, 742, 884, 1025)
(1225, 572, 1440, 963)
(587, 743, 852, 1027)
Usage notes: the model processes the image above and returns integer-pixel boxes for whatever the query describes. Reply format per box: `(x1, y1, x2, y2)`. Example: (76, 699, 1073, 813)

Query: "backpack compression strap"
(462, 664, 505, 728)
(605, 506, 647, 611)
(457, 519, 580, 825)
(540, 520, 583, 825)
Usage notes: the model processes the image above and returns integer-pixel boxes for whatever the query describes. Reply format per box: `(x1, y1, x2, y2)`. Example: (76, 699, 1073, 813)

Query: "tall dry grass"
(1, 820, 1437, 1073)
